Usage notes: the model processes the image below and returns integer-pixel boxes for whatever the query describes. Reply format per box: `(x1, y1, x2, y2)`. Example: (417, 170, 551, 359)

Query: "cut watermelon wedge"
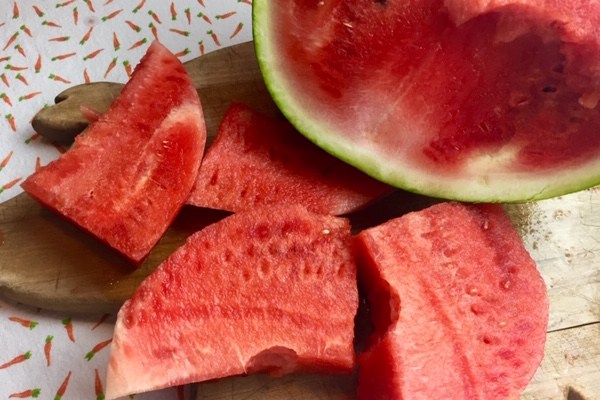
(187, 102, 393, 215)
(105, 205, 358, 399)
(22, 41, 206, 264)
(354, 202, 549, 399)
(253, 0, 600, 201)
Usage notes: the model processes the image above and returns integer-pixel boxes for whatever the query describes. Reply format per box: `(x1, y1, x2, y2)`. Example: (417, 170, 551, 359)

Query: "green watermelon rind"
(252, 1, 600, 202)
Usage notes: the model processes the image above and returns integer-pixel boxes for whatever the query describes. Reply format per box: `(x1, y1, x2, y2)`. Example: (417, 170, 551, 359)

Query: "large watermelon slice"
(21, 41, 206, 264)
(187, 102, 392, 215)
(253, 0, 600, 201)
(354, 202, 549, 399)
(105, 204, 358, 399)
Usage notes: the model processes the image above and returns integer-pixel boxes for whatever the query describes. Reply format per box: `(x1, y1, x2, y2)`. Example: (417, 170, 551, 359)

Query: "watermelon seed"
(209, 171, 218, 185)
(542, 86, 557, 93)
(466, 286, 479, 296)
(242, 270, 251, 281)
(259, 261, 270, 276)
(500, 279, 512, 290)
(481, 336, 494, 345)
(470, 304, 484, 316)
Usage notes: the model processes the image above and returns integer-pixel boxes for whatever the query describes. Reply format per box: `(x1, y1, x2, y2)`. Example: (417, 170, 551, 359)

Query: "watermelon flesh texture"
(187, 102, 393, 215)
(105, 205, 358, 399)
(354, 203, 549, 400)
(21, 41, 206, 264)
(254, 0, 600, 201)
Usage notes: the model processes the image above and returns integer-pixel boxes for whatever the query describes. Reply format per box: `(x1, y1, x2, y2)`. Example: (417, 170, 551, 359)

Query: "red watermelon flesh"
(105, 205, 358, 399)
(255, 0, 600, 200)
(354, 202, 548, 400)
(187, 102, 393, 215)
(21, 41, 206, 264)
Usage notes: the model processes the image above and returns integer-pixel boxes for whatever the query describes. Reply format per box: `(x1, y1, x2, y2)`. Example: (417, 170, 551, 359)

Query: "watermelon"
(105, 205, 358, 399)
(253, 0, 600, 201)
(21, 41, 206, 264)
(354, 202, 548, 399)
(187, 102, 392, 215)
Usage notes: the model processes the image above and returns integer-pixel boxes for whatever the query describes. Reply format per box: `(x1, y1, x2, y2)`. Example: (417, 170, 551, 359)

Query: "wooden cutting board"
(0, 41, 599, 399)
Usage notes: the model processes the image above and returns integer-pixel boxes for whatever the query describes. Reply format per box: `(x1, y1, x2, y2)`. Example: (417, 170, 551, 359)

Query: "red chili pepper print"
(19, 91, 42, 101)
(132, 0, 146, 13)
(185, 8, 191, 24)
(51, 52, 75, 60)
(56, 0, 76, 7)
(1, 92, 13, 106)
(148, 9, 162, 24)
(123, 60, 132, 77)
(8, 388, 41, 398)
(54, 371, 72, 400)
(49, 36, 70, 43)
(113, 32, 120, 50)
(170, 2, 177, 20)
(0, 351, 32, 369)
(73, 6, 79, 25)
(0, 151, 13, 171)
(83, 48, 104, 61)
(197, 12, 212, 24)
(62, 317, 75, 342)
(48, 73, 71, 84)
(230, 22, 244, 39)
(19, 24, 32, 37)
(15, 73, 28, 85)
(169, 28, 190, 37)
(94, 368, 105, 400)
(0, 178, 22, 194)
(5, 64, 28, 71)
(8, 316, 38, 329)
(91, 313, 111, 330)
(5, 114, 16, 132)
(216, 11, 237, 20)
(80, 26, 94, 45)
(101, 8, 123, 22)
(0, 73, 9, 87)
(32, 5, 45, 17)
(12, 1, 19, 19)
(174, 48, 190, 58)
(41, 20, 62, 28)
(84, 0, 95, 12)
(14, 44, 26, 57)
(207, 30, 221, 46)
(85, 338, 112, 361)
(148, 22, 158, 40)
(3, 31, 19, 51)
(25, 133, 41, 145)
(104, 57, 118, 78)
(44, 335, 53, 366)
(34, 54, 42, 73)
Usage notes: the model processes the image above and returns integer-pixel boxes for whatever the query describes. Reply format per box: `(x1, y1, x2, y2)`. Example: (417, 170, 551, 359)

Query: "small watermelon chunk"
(22, 41, 206, 264)
(105, 205, 358, 399)
(254, 0, 600, 201)
(354, 203, 548, 400)
(187, 103, 392, 215)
